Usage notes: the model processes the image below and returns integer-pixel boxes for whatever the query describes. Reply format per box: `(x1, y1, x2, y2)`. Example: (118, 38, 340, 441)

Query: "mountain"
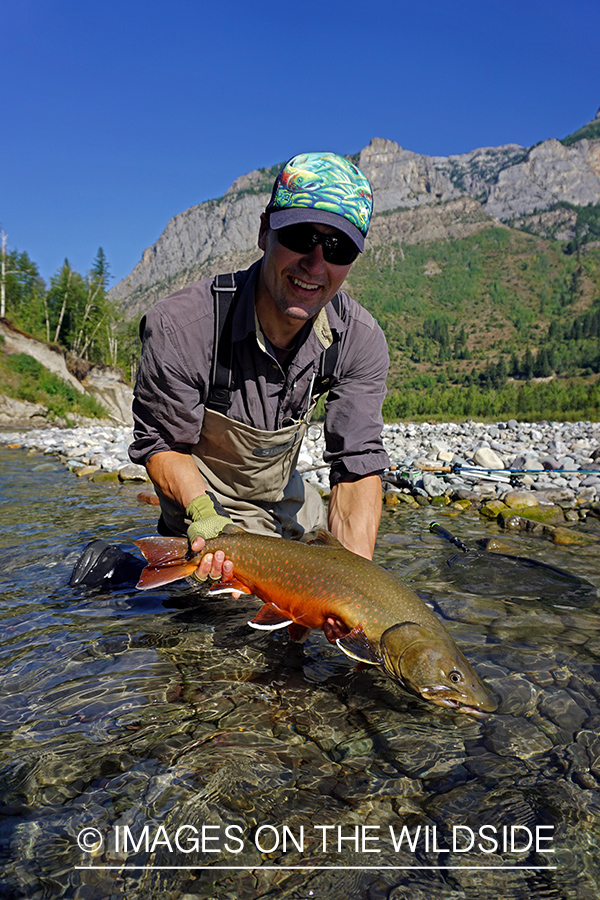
(109, 109, 600, 318)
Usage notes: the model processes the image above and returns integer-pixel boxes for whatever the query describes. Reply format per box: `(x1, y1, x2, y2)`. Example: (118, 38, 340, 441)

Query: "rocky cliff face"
(483, 138, 600, 219)
(109, 192, 266, 316)
(356, 137, 527, 210)
(109, 117, 600, 316)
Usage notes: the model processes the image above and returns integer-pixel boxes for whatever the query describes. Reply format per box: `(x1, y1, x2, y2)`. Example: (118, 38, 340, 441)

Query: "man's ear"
(258, 212, 269, 251)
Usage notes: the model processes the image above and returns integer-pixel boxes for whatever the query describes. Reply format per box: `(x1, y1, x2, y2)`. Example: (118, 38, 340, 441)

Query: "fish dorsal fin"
(248, 603, 294, 631)
(336, 625, 381, 665)
(303, 529, 345, 549)
(222, 523, 246, 536)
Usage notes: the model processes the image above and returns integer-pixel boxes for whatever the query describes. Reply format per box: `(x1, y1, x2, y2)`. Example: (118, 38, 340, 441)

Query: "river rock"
(502, 490, 540, 508)
(480, 500, 509, 518)
(472, 447, 504, 469)
(538, 690, 588, 740)
(75, 465, 100, 477)
(118, 464, 150, 482)
(3, 418, 600, 508)
(533, 487, 577, 503)
(484, 717, 553, 758)
(422, 472, 446, 497)
(511, 454, 543, 471)
(498, 505, 565, 527)
(551, 526, 599, 546)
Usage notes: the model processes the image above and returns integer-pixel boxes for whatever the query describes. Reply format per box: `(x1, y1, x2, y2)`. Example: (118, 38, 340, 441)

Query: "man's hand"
(188, 538, 239, 596)
(186, 495, 240, 596)
(145, 453, 241, 596)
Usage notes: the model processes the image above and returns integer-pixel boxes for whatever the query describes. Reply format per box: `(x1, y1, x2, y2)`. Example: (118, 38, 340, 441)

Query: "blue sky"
(2, 0, 599, 287)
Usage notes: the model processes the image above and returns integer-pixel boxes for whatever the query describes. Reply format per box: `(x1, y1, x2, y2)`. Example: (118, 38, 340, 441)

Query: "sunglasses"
(274, 223, 360, 266)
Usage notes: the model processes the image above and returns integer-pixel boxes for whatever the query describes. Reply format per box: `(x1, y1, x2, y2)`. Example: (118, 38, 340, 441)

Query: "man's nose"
(299, 242, 326, 273)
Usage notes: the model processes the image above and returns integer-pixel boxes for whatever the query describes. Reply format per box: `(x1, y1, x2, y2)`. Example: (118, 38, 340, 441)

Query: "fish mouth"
(419, 686, 494, 718)
(435, 698, 490, 718)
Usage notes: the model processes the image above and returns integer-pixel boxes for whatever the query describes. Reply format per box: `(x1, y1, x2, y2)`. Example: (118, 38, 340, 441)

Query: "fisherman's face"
(257, 214, 354, 323)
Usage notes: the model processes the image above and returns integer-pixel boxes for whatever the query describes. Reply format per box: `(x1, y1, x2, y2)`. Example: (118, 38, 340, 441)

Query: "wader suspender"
(205, 272, 341, 414)
(206, 272, 237, 414)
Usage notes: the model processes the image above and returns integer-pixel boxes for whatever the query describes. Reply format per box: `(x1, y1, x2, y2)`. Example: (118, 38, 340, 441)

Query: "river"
(1, 447, 600, 899)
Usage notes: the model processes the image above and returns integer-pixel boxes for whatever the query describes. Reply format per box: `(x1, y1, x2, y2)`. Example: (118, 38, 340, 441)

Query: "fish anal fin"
(248, 603, 293, 631)
(136, 562, 199, 590)
(336, 625, 381, 665)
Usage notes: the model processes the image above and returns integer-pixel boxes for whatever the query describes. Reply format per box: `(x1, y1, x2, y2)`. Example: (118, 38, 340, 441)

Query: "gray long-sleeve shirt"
(129, 261, 390, 486)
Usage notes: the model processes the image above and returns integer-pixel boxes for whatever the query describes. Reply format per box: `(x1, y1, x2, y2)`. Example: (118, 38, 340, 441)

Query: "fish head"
(379, 622, 497, 717)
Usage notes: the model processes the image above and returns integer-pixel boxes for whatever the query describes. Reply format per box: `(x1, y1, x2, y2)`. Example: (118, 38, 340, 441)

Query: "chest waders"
(157, 272, 340, 539)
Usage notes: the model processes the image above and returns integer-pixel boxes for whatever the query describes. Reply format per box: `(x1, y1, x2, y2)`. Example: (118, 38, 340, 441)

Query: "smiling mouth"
(289, 276, 321, 292)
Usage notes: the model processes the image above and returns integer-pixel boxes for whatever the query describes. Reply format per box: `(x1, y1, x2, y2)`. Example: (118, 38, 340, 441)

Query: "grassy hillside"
(0, 341, 108, 422)
(562, 117, 600, 146)
(343, 225, 600, 420)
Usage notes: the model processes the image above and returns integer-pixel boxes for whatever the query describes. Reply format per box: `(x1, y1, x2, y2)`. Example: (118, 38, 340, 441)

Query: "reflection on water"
(1, 448, 600, 899)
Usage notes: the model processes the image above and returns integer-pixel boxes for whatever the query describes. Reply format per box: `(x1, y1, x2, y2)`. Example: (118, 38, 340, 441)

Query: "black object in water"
(444, 550, 598, 604)
(69, 539, 144, 588)
(430, 522, 598, 605)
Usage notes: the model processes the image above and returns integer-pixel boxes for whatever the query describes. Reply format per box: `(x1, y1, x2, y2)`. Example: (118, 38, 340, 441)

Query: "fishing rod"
(384, 465, 514, 486)
(383, 462, 600, 488)
(387, 463, 600, 476)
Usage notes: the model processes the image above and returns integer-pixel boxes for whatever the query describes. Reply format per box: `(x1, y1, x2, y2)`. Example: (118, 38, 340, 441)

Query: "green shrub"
(1, 352, 108, 421)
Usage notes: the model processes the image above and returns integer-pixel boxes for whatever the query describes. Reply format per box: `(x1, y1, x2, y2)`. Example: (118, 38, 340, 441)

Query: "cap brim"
(268, 207, 365, 252)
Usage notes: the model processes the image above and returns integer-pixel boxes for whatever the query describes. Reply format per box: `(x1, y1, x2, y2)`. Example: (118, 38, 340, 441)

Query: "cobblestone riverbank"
(2, 419, 600, 537)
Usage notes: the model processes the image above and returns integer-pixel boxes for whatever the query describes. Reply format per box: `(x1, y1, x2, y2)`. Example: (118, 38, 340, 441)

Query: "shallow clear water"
(1, 447, 600, 899)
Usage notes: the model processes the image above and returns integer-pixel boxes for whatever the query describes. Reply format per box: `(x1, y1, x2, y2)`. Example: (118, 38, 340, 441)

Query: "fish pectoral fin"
(208, 577, 253, 596)
(248, 603, 294, 631)
(336, 626, 381, 665)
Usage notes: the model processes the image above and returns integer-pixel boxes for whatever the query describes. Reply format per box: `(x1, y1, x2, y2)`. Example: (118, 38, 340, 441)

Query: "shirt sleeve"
(324, 311, 391, 486)
(128, 304, 209, 465)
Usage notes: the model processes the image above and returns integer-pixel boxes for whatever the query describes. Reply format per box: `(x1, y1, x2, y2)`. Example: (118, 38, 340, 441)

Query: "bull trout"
(134, 530, 496, 717)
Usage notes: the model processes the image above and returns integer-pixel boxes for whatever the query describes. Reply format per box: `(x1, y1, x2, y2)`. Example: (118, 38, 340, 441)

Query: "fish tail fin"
(134, 536, 199, 590)
(134, 536, 190, 566)
(136, 561, 200, 590)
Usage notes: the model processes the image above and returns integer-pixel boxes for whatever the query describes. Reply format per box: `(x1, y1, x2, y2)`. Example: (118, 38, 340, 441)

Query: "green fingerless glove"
(186, 494, 235, 544)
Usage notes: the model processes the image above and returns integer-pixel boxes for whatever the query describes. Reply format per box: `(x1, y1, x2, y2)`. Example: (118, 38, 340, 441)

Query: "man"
(71, 152, 390, 589)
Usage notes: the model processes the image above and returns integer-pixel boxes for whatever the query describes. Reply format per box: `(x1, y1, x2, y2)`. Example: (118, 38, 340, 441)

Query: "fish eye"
(449, 671, 463, 684)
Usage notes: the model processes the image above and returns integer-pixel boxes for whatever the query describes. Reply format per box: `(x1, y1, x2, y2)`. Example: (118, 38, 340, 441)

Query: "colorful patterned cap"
(266, 152, 373, 252)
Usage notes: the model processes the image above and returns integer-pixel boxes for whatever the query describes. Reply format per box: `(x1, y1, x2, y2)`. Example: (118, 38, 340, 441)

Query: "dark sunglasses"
(274, 223, 360, 266)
